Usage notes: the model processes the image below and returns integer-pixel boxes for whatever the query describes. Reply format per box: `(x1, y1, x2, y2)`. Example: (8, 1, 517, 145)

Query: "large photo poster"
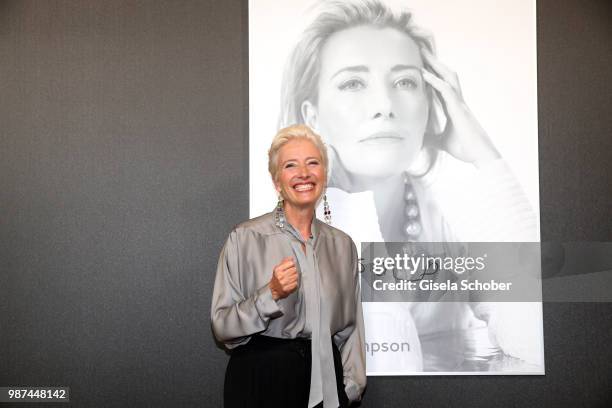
(249, 0, 544, 375)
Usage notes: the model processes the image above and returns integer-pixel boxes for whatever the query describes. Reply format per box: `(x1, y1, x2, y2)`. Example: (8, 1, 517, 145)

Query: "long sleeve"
(335, 241, 366, 403)
(420, 154, 544, 366)
(210, 230, 283, 348)
(419, 152, 539, 242)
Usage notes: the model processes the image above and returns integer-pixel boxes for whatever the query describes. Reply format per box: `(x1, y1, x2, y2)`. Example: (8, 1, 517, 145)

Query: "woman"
(211, 124, 366, 407)
(277, 0, 542, 372)
(280, 0, 537, 243)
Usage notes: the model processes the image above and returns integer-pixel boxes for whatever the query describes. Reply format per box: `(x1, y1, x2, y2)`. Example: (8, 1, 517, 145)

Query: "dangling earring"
(323, 193, 331, 225)
(274, 195, 285, 228)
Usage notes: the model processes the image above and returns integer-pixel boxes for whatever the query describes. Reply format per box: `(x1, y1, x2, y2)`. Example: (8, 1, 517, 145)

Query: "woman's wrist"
(268, 281, 279, 301)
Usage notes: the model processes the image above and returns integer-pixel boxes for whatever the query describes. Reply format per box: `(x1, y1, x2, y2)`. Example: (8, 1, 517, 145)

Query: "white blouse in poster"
(249, 0, 544, 375)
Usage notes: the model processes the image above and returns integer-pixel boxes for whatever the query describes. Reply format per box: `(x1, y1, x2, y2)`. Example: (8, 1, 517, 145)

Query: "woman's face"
(274, 138, 325, 210)
(303, 26, 429, 179)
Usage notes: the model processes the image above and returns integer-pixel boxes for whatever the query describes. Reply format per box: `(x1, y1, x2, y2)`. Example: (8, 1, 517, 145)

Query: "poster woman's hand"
(421, 48, 500, 166)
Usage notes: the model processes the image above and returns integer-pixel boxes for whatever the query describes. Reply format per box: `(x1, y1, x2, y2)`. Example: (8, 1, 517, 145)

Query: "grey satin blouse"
(211, 210, 366, 406)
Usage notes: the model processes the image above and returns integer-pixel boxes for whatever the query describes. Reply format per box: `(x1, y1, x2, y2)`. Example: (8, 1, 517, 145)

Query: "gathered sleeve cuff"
(254, 283, 283, 321)
(210, 230, 283, 349)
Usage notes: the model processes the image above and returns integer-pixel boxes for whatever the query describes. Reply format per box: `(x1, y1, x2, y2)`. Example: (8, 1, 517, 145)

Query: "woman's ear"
(273, 178, 282, 195)
(301, 100, 319, 131)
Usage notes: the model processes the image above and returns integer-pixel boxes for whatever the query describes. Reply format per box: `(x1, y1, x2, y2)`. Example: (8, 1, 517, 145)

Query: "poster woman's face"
(303, 26, 429, 179)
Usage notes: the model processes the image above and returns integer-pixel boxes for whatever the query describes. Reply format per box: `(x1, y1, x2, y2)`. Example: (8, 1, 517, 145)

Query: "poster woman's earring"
(323, 193, 331, 225)
(274, 195, 285, 229)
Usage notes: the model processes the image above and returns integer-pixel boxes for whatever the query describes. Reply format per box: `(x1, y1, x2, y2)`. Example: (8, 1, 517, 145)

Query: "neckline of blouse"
(274, 206, 317, 244)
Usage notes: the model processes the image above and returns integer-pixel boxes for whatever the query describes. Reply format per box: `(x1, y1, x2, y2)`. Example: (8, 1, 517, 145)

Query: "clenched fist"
(269, 256, 298, 300)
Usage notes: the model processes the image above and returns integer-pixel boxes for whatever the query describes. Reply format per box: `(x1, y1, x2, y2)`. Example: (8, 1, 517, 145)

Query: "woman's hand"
(421, 48, 501, 167)
(269, 257, 299, 300)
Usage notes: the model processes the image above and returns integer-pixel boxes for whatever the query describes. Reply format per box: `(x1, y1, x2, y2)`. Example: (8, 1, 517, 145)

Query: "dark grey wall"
(1, 0, 610, 407)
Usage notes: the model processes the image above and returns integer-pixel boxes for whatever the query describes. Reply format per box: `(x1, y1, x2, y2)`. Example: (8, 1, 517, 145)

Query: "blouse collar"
(274, 205, 318, 243)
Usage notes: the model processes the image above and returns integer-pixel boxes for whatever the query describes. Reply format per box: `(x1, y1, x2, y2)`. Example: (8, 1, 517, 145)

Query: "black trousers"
(224, 335, 350, 408)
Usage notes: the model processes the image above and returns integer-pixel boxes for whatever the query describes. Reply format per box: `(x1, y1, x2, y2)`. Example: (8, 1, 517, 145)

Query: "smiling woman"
(211, 125, 366, 407)
(270, 131, 327, 215)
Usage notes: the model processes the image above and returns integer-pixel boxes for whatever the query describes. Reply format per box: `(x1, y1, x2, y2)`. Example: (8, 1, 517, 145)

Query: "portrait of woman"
(211, 125, 366, 407)
(249, 0, 543, 374)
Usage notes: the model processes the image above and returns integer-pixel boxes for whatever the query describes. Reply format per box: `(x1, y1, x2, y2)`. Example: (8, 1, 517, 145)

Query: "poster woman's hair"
(279, 0, 437, 128)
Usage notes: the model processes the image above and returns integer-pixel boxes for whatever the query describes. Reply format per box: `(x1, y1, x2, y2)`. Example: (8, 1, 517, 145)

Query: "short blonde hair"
(268, 124, 328, 183)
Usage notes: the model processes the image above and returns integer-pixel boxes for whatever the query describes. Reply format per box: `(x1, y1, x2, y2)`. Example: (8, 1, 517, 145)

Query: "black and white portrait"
(249, 0, 544, 375)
